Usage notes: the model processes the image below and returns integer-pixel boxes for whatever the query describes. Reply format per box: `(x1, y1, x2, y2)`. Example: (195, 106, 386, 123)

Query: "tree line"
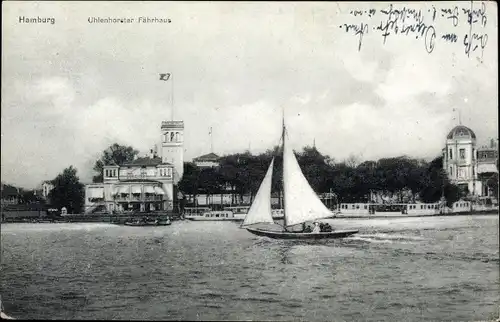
(40, 142, 497, 214)
(178, 146, 470, 207)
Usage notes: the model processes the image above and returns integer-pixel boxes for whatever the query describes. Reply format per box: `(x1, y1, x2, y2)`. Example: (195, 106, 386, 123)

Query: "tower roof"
(447, 125, 476, 140)
(193, 153, 220, 162)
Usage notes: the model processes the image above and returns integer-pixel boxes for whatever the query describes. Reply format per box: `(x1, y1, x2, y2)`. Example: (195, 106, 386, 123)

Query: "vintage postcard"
(1, 1, 498, 321)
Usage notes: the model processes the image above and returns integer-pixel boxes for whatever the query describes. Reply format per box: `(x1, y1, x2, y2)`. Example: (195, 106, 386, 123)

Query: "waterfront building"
(41, 181, 54, 201)
(476, 139, 499, 198)
(1, 183, 20, 205)
(442, 125, 498, 200)
(84, 121, 184, 214)
(193, 153, 220, 168)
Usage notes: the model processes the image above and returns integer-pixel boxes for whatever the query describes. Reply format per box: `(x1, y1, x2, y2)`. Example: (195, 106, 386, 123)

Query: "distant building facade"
(84, 121, 184, 214)
(1, 183, 20, 205)
(193, 153, 220, 168)
(41, 181, 54, 201)
(442, 125, 498, 199)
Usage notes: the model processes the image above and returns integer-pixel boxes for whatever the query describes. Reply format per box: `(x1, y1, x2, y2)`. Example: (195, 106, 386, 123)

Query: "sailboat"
(0, 296, 15, 320)
(241, 119, 359, 239)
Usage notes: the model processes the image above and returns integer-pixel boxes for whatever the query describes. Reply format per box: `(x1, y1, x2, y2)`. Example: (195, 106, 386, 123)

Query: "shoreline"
(1, 211, 497, 224)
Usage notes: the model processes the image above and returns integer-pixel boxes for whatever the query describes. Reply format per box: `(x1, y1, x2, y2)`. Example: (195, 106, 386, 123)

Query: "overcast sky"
(2, 1, 498, 189)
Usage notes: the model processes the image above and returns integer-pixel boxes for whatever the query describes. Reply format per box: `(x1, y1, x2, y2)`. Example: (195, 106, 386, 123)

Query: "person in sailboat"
(312, 222, 321, 234)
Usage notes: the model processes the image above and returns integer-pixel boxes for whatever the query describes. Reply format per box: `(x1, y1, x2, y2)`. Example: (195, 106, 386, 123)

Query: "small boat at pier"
(187, 210, 245, 221)
(183, 206, 285, 222)
(123, 218, 171, 226)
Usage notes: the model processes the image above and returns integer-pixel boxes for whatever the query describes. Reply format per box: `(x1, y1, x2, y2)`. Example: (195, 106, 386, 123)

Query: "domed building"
(443, 125, 498, 199)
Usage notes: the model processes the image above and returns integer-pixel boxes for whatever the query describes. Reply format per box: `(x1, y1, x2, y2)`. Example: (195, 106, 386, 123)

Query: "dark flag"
(159, 73, 171, 81)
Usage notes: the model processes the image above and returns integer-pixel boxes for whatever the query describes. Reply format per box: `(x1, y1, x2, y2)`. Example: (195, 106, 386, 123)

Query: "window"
(459, 149, 465, 159)
(449, 167, 453, 175)
(449, 149, 453, 159)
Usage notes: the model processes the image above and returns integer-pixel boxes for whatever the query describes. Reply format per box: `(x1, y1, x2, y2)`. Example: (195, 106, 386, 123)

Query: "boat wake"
(346, 233, 426, 244)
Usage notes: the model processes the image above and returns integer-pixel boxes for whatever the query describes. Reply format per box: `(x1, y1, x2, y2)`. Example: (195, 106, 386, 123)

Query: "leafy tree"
(48, 166, 85, 214)
(176, 145, 468, 207)
(20, 190, 44, 204)
(178, 162, 201, 197)
(486, 173, 499, 200)
(297, 146, 332, 194)
(93, 143, 139, 182)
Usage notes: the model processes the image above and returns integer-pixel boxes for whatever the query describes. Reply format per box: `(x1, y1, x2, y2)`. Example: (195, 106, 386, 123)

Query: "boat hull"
(124, 222, 171, 226)
(1, 311, 14, 320)
(246, 227, 358, 239)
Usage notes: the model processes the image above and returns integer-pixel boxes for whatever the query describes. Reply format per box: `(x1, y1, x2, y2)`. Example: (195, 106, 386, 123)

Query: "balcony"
(121, 174, 172, 181)
(114, 195, 163, 202)
(449, 158, 470, 166)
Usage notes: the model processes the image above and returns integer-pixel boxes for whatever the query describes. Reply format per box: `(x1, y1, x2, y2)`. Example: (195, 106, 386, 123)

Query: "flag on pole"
(159, 73, 171, 81)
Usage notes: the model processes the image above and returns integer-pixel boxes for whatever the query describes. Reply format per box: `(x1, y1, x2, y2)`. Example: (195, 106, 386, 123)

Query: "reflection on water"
(1, 215, 499, 321)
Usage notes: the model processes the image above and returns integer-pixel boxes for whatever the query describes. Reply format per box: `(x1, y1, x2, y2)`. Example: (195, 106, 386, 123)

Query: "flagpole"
(210, 127, 213, 153)
(171, 73, 174, 121)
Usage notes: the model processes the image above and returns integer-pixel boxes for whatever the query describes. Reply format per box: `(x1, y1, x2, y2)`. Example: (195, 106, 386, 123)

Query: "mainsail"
(241, 158, 275, 226)
(283, 130, 333, 227)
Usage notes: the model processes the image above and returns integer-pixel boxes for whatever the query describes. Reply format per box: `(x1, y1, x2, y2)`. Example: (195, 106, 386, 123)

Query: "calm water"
(1, 215, 499, 321)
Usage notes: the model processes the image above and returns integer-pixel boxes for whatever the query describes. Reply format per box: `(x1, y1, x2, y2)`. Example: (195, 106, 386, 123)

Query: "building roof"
(447, 125, 476, 140)
(122, 157, 172, 167)
(193, 153, 220, 162)
(1, 184, 20, 197)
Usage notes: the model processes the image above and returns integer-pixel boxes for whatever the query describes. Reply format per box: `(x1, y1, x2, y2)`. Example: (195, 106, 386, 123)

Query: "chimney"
(150, 149, 154, 159)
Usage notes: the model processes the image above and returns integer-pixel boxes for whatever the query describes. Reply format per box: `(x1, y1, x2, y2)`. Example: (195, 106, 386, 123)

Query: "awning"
(144, 186, 155, 194)
(154, 187, 165, 195)
(131, 185, 142, 194)
(88, 187, 104, 198)
(478, 163, 498, 174)
(119, 186, 130, 194)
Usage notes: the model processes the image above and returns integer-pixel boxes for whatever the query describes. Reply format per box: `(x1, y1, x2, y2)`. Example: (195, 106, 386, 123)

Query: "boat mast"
(281, 109, 288, 229)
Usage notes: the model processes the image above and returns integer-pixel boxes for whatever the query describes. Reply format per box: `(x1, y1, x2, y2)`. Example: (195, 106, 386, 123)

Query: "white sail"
(283, 132, 333, 226)
(242, 158, 275, 226)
